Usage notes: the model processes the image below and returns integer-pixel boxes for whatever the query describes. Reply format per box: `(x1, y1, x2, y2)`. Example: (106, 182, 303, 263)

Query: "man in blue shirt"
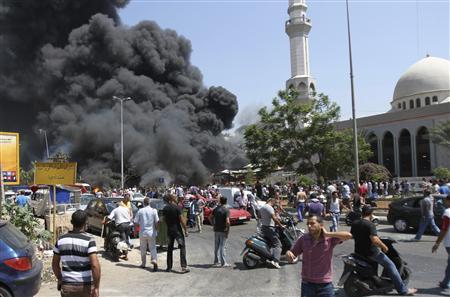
(15, 191, 29, 207)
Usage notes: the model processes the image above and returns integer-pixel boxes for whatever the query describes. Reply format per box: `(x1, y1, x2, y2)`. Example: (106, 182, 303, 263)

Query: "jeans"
(261, 226, 282, 262)
(441, 247, 450, 288)
(116, 222, 131, 246)
(301, 282, 334, 297)
(329, 213, 340, 232)
(415, 216, 440, 240)
(167, 234, 187, 270)
(139, 236, 157, 266)
(297, 202, 305, 222)
(372, 252, 407, 295)
(214, 232, 228, 265)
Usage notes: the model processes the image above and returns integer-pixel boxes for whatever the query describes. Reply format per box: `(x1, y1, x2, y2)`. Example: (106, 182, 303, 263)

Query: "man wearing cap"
(351, 205, 417, 296)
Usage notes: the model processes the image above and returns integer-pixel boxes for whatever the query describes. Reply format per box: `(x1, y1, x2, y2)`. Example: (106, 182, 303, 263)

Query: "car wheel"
(394, 218, 408, 233)
(0, 285, 13, 297)
(243, 252, 258, 269)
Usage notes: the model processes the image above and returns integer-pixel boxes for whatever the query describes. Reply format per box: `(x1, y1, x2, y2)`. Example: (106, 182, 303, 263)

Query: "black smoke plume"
(0, 1, 247, 187)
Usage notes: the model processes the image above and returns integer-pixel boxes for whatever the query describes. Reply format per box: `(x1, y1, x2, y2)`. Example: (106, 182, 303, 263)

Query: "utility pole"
(113, 96, 132, 191)
(39, 129, 50, 159)
(345, 0, 360, 185)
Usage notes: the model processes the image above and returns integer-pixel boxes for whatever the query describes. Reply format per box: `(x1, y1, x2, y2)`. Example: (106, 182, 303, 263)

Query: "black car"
(85, 198, 138, 236)
(387, 195, 446, 232)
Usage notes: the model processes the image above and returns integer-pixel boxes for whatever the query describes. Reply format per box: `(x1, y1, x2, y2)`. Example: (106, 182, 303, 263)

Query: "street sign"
(34, 162, 77, 185)
(0, 132, 20, 185)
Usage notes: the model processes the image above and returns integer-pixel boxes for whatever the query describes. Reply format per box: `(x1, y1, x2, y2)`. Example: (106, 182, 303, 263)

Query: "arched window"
(416, 127, 431, 176)
(398, 129, 412, 177)
(409, 100, 414, 109)
(382, 132, 395, 175)
(425, 97, 430, 105)
(398, 103, 401, 109)
(432, 96, 438, 102)
(402, 102, 406, 110)
(309, 83, 316, 97)
(367, 133, 378, 164)
(416, 98, 421, 108)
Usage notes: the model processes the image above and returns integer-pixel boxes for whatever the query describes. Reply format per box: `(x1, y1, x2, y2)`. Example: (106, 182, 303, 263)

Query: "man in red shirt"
(286, 215, 352, 297)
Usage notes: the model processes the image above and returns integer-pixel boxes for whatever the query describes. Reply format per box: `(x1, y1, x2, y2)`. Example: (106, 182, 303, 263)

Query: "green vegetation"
(359, 162, 391, 182)
(433, 167, 450, 180)
(430, 120, 450, 149)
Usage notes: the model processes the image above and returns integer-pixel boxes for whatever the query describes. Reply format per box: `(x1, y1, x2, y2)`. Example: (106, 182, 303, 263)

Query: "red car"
(203, 202, 251, 225)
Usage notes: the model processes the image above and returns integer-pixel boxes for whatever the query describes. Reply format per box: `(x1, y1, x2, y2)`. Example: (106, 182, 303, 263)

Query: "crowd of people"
(50, 177, 450, 297)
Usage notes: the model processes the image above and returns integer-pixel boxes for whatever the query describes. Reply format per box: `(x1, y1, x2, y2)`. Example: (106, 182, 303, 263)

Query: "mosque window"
(402, 102, 406, 110)
(425, 97, 430, 105)
(398, 103, 401, 109)
(409, 100, 414, 109)
(432, 96, 438, 102)
(416, 98, 421, 108)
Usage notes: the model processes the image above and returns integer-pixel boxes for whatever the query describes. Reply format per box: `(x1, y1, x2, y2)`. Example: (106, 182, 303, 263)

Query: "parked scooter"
(338, 237, 411, 297)
(103, 220, 129, 261)
(241, 214, 303, 269)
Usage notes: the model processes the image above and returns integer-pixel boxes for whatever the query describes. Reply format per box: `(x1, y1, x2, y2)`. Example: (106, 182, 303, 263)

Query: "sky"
(118, 0, 450, 128)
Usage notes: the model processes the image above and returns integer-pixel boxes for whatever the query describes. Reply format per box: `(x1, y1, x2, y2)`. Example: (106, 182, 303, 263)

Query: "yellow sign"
(0, 132, 20, 185)
(34, 162, 77, 185)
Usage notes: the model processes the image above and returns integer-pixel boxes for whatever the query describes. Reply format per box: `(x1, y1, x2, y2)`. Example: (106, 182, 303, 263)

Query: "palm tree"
(430, 120, 450, 149)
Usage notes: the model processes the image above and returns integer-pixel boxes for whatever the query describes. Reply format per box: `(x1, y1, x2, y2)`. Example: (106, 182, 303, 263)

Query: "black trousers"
(167, 234, 187, 269)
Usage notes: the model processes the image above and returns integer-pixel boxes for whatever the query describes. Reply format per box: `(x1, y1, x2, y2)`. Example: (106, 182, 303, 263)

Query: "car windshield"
(133, 193, 144, 199)
(150, 199, 167, 210)
(0, 222, 29, 249)
(80, 194, 95, 205)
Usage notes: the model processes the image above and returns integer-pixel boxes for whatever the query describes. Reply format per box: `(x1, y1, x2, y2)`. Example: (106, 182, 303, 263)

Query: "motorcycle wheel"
(344, 275, 369, 297)
(243, 252, 258, 269)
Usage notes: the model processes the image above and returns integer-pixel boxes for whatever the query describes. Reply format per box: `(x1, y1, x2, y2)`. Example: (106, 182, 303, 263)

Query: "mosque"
(285, 0, 450, 178)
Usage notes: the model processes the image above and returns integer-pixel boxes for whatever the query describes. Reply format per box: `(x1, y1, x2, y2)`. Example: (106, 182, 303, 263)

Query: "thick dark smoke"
(0, 1, 247, 187)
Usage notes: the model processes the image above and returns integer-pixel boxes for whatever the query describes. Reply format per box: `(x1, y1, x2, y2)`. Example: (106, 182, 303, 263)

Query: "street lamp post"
(38, 129, 50, 159)
(113, 96, 132, 191)
(345, 0, 360, 185)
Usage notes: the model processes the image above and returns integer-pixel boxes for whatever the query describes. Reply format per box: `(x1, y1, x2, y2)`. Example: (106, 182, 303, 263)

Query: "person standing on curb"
(414, 187, 440, 240)
(134, 197, 160, 271)
(209, 195, 231, 267)
(52, 210, 101, 297)
(286, 215, 352, 297)
(163, 194, 190, 273)
(432, 194, 450, 289)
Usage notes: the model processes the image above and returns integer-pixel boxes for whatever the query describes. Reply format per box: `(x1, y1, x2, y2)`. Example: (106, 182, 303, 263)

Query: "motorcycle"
(241, 214, 303, 269)
(103, 220, 129, 261)
(338, 237, 411, 297)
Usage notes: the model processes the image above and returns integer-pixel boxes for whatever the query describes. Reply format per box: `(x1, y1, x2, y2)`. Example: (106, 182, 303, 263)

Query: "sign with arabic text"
(34, 162, 77, 185)
(0, 132, 20, 185)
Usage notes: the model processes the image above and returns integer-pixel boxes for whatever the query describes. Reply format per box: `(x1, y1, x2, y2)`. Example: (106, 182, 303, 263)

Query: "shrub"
(433, 167, 450, 180)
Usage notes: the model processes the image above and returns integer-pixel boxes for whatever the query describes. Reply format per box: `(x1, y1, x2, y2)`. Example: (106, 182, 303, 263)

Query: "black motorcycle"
(338, 237, 411, 297)
(103, 220, 129, 261)
(241, 214, 303, 269)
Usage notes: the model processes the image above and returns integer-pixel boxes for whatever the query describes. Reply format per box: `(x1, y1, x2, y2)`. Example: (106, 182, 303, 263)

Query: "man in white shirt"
(134, 198, 160, 271)
(105, 201, 132, 259)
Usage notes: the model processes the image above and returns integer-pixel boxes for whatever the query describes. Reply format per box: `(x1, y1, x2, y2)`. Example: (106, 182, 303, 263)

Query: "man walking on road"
(52, 210, 101, 297)
(209, 195, 231, 267)
(163, 194, 190, 273)
(352, 205, 417, 296)
(415, 187, 440, 240)
(134, 197, 159, 271)
(432, 194, 450, 289)
(286, 215, 352, 297)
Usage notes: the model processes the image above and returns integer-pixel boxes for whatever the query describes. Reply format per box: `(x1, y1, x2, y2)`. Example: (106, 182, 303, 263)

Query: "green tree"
(430, 120, 450, 149)
(433, 167, 450, 180)
(359, 162, 391, 182)
(20, 162, 35, 185)
(244, 89, 372, 183)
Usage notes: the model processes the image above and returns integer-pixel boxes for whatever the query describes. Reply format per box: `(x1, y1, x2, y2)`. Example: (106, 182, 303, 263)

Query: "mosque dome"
(392, 56, 450, 102)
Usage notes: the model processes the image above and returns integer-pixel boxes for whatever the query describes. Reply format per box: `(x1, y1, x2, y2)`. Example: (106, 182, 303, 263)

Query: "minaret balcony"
(285, 17, 312, 33)
(286, 17, 311, 27)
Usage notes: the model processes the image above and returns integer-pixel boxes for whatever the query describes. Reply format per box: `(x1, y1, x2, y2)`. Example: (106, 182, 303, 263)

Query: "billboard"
(0, 132, 20, 185)
(34, 162, 77, 185)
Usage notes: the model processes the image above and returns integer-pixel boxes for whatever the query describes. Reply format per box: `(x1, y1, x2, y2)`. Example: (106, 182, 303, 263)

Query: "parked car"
(0, 221, 42, 297)
(79, 194, 96, 210)
(387, 195, 446, 232)
(85, 198, 139, 237)
(203, 201, 252, 225)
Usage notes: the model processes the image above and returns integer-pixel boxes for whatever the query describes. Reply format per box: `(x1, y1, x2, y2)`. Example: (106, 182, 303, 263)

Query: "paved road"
(38, 219, 449, 297)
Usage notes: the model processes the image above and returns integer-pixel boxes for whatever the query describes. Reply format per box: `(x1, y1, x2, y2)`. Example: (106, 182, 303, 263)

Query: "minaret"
(286, 0, 316, 102)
